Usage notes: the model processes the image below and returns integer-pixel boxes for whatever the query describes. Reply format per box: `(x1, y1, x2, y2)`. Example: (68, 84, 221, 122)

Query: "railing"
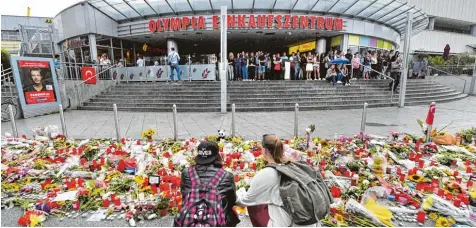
(75, 64, 118, 108)
(1, 68, 17, 101)
(58, 62, 114, 80)
(428, 66, 468, 93)
(356, 63, 395, 103)
(429, 64, 474, 76)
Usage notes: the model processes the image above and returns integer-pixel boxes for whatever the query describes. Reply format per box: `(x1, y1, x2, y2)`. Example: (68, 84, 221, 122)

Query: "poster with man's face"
(18, 60, 57, 105)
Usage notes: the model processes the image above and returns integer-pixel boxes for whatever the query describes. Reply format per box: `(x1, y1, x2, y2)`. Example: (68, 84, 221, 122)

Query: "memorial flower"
(408, 174, 425, 183)
(435, 216, 450, 227)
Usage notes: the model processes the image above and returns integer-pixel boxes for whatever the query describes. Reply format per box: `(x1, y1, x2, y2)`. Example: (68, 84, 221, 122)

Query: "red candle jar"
(465, 160, 471, 166)
(306, 159, 311, 164)
(399, 175, 405, 182)
(285, 139, 289, 144)
(456, 177, 462, 184)
(73, 200, 80, 210)
(307, 151, 312, 157)
(114, 198, 121, 206)
(151, 184, 158, 194)
(103, 199, 110, 207)
(408, 169, 413, 176)
(454, 171, 459, 177)
(251, 162, 257, 170)
(437, 189, 444, 197)
(416, 211, 425, 223)
(416, 183, 423, 191)
(396, 168, 402, 175)
(432, 178, 439, 187)
(451, 160, 457, 166)
(468, 181, 473, 188)
(234, 175, 239, 182)
(239, 162, 245, 170)
(462, 195, 470, 205)
(168, 163, 174, 171)
(418, 161, 424, 169)
(467, 166, 472, 174)
(453, 199, 461, 207)
(233, 162, 238, 169)
(409, 153, 415, 161)
(445, 192, 453, 201)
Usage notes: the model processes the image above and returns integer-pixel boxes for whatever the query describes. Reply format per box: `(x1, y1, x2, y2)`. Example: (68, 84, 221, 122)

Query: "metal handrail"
(1, 68, 12, 75)
(357, 63, 395, 103)
(428, 66, 467, 92)
(75, 64, 118, 107)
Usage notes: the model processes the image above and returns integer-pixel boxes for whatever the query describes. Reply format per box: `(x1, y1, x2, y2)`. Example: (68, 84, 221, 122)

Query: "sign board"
(11, 56, 62, 118)
(114, 65, 216, 82)
(289, 41, 316, 54)
(149, 14, 344, 33)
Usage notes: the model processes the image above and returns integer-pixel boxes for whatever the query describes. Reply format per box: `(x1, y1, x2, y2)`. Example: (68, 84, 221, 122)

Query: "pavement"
(2, 96, 476, 140)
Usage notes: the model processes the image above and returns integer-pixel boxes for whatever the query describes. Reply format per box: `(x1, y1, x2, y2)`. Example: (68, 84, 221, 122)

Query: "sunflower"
(435, 217, 450, 227)
(408, 174, 425, 183)
(65, 142, 73, 148)
(448, 218, 456, 225)
(429, 212, 438, 221)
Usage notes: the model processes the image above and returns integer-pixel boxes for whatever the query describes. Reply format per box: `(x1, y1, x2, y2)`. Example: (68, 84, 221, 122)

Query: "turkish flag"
(81, 67, 97, 84)
(425, 103, 436, 125)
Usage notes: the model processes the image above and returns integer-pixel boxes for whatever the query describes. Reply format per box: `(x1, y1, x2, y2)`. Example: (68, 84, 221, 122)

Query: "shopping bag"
(247, 204, 270, 227)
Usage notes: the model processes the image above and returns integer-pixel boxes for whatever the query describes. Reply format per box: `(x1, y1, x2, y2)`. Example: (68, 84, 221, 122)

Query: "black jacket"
(179, 165, 240, 227)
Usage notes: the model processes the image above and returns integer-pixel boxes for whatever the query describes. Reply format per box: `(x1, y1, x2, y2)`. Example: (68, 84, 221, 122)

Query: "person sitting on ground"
(326, 64, 339, 87)
(174, 141, 240, 227)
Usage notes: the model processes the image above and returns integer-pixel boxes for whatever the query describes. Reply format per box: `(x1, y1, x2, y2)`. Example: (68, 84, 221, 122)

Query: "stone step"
(113, 83, 442, 89)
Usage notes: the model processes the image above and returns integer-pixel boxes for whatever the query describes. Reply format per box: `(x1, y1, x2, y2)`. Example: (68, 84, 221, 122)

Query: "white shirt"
(137, 59, 144, 66)
(237, 167, 318, 227)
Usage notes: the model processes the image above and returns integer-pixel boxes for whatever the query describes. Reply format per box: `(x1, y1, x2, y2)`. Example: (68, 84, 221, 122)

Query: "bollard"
(360, 103, 368, 139)
(113, 104, 121, 141)
(294, 103, 299, 137)
(58, 104, 68, 137)
(231, 103, 236, 137)
(173, 104, 178, 141)
(8, 105, 18, 138)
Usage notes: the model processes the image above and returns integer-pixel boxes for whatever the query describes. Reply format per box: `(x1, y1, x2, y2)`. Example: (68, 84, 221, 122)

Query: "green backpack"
(267, 161, 333, 226)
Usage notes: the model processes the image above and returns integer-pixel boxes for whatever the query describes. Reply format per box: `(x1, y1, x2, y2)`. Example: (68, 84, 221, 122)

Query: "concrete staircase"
(80, 80, 468, 112)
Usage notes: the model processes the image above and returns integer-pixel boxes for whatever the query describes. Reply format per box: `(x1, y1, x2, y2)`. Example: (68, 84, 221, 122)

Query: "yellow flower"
(407, 174, 424, 183)
(218, 142, 224, 148)
(65, 142, 73, 148)
(134, 176, 145, 186)
(448, 218, 456, 225)
(435, 217, 450, 227)
(334, 214, 344, 223)
(30, 215, 42, 227)
(429, 212, 438, 221)
(243, 144, 250, 150)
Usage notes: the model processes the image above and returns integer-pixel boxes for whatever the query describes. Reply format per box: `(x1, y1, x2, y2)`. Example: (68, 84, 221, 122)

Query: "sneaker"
(337, 81, 342, 84)
(348, 83, 351, 85)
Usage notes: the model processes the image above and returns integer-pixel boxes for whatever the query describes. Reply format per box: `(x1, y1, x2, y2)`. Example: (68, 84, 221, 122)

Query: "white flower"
(362, 180, 370, 185)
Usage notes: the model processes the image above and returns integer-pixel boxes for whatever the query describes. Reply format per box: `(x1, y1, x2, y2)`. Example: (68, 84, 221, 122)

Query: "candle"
(418, 161, 424, 169)
(416, 211, 425, 223)
(445, 192, 453, 201)
(239, 162, 245, 170)
(151, 184, 158, 195)
(306, 159, 311, 164)
(437, 189, 444, 197)
(114, 198, 121, 206)
(234, 175, 239, 183)
(456, 177, 462, 184)
(103, 199, 110, 207)
(453, 199, 461, 207)
(467, 166, 472, 174)
(251, 162, 257, 170)
(73, 200, 80, 210)
(396, 168, 401, 175)
(399, 174, 405, 182)
(416, 183, 423, 191)
(465, 160, 471, 166)
(454, 171, 459, 177)
(307, 151, 312, 157)
(468, 181, 473, 188)
(432, 178, 439, 187)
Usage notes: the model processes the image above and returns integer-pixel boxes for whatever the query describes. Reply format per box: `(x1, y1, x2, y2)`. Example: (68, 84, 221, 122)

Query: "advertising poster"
(11, 56, 62, 118)
(18, 60, 57, 105)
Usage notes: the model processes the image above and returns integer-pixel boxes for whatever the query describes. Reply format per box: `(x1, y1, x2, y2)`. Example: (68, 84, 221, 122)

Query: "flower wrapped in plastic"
(422, 194, 476, 226)
(344, 199, 388, 227)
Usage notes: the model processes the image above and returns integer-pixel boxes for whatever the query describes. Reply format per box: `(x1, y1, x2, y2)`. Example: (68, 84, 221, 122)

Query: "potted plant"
(157, 197, 170, 217)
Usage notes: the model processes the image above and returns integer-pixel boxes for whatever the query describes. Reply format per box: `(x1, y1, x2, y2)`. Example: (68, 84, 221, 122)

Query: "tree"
(1, 48, 11, 70)
(428, 56, 445, 66)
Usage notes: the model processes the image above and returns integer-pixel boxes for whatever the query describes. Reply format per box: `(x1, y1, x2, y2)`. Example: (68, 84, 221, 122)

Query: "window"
(1, 31, 20, 41)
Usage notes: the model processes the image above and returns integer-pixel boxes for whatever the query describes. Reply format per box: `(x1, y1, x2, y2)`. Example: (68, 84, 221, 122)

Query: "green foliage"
(447, 53, 476, 65)
(1, 48, 11, 70)
(427, 56, 445, 66)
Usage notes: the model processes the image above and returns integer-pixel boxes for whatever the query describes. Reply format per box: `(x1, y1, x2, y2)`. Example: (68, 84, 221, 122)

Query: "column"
(317, 38, 326, 55)
(219, 6, 228, 113)
(88, 34, 98, 64)
(399, 12, 413, 108)
(167, 39, 178, 54)
(471, 25, 476, 36)
(428, 17, 435, 30)
(342, 34, 349, 52)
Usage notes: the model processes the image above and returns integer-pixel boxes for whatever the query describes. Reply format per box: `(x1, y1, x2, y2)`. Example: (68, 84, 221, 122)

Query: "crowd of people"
(227, 49, 428, 90)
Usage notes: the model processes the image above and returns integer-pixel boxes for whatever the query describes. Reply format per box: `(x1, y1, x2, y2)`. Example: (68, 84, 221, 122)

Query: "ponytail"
(263, 135, 284, 163)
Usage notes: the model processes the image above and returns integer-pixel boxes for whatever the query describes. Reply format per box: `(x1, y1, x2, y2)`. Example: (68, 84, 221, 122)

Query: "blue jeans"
(331, 73, 344, 84)
(234, 65, 242, 79)
(241, 66, 248, 80)
(294, 67, 300, 80)
(169, 63, 181, 81)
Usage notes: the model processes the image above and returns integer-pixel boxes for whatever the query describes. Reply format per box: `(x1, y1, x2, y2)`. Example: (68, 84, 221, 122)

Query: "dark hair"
(55, 55, 59, 58)
(171, 47, 175, 51)
(30, 68, 42, 75)
(262, 135, 284, 163)
(391, 51, 400, 62)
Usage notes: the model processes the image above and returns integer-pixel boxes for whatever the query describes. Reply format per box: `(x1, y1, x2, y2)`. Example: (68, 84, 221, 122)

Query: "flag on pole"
(27, 7, 31, 17)
(425, 102, 436, 125)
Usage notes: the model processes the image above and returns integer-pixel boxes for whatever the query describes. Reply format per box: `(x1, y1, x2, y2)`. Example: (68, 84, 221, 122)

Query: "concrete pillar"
(317, 38, 326, 55)
(342, 34, 349, 53)
(428, 17, 435, 31)
(471, 24, 476, 36)
(167, 39, 178, 54)
(88, 34, 98, 64)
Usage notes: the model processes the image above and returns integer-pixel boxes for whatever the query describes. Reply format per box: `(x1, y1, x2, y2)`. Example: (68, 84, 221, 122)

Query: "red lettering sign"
(292, 15, 299, 29)
(170, 18, 181, 31)
(182, 17, 191, 30)
(148, 14, 344, 32)
(257, 15, 266, 28)
(148, 20, 157, 32)
(275, 15, 283, 28)
(334, 18, 343, 30)
(227, 15, 235, 28)
(317, 17, 325, 29)
(248, 14, 257, 28)
(81, 67, 97, 85)
(18, 60, 50, 68)
(310, 16, 316, 29)
(325, 17, 333, 30)
(25, 91, 56, 104)
(212, 15, 219, 29)
(237, 15, 246, 28)
(267, 14, 274, 28)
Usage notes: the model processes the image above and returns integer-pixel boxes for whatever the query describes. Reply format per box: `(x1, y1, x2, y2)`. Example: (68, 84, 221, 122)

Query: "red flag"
(425, 103, 436, 125)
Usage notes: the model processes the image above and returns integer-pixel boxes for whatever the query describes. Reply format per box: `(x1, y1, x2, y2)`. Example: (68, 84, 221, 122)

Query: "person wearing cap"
(178, 141, 240, 226)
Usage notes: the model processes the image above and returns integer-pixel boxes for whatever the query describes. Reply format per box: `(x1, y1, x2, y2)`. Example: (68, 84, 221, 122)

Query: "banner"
(289, 41, 316, 54)
(11, 56, 62, 118)
(114, 65, 216, 82)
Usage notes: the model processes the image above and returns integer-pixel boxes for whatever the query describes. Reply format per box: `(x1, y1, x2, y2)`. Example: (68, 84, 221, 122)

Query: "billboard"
(11, 56, 62, 118)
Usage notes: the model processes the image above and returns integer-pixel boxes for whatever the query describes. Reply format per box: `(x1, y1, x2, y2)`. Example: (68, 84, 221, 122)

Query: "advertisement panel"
(11, 56, 62, 118)
(114, 65, 216, 82)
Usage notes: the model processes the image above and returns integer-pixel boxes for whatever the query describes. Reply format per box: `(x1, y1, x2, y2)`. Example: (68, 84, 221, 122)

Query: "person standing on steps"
(168, 47, 181, 81)
(390, 51, 403, 92)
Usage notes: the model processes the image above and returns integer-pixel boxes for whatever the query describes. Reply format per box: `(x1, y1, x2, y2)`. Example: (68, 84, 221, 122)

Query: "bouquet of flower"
(422, 194, 476, 226)
(141, 128, 156, 140)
